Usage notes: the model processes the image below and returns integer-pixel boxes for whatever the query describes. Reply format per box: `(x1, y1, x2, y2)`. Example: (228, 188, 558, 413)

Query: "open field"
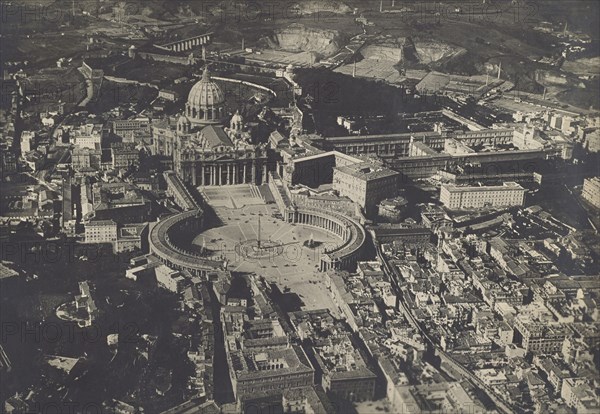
(489, 90, 598, 115)
(22, 67, 87, 110)
(112, 60, 191, 86)
(562, 57, 600, 77)
(7, 32, 90, 64)
(244, 49, 316, 67)
(294, 68, 441, 134)
(87, 80, 158, 113)
(335, 59, 405, 84)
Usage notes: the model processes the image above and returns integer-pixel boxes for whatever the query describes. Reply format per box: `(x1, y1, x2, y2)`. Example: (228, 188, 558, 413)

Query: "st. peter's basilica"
(152, 67, 270, 187)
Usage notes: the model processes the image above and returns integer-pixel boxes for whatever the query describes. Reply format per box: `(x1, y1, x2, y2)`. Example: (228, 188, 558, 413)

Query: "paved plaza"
(195, 185, 342, 314)
(200, 185, 266, 209)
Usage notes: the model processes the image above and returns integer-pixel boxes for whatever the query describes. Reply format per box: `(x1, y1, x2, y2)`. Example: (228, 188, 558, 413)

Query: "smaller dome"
(231, 110, 243, 124)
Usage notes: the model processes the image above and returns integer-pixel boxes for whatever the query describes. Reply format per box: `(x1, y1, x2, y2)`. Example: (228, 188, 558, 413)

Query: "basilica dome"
(185, 67, 225, 125)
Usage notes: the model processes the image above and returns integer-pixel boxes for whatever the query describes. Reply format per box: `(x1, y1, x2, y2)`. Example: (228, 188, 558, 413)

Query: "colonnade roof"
(150, 210, 223, 271)
(294, 208, 366, 261)
(164, 171, 200, 211)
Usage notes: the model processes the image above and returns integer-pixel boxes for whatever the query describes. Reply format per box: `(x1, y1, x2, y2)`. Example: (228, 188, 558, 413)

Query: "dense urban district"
(1, 1, 599, 413)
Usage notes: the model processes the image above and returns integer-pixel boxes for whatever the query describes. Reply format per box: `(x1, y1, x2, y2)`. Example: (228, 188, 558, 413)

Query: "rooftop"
(200, 125, 233, 148)
(335, 162, 400, 181)
(442, 182, 525, 193)
(0, 263, 19, 280)
(86, 220, 117, 227)
(233, 345, 313, 381)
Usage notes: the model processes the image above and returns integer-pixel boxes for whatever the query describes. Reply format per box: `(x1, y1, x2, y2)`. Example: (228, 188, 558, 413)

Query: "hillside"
(263, 24, 345, 58)
(4, 0, 598, 108)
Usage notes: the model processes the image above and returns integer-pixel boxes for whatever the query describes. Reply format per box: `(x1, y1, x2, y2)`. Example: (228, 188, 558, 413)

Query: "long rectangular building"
(320, 128, 517, 158)
(440, 182, 526, 210)
(314, 127, 556, 179)
(84, 220, 117, 243)
(323, 131, 444, 157)
(582, 177, 600, 209)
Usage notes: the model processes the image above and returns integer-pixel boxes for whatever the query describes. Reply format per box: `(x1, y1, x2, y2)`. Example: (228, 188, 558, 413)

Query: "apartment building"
(70, 124, 103, 150)
(581, 177, 600, 209)
(440, 182, 525, 210)
(84, 220, 118, 244)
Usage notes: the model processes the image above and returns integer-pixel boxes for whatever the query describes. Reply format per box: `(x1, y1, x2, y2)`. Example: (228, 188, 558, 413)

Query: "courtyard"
(196, 185, 342, 314)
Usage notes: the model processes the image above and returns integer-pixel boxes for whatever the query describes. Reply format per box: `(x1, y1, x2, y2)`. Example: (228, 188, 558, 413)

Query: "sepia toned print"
(1, 1, 599, 413)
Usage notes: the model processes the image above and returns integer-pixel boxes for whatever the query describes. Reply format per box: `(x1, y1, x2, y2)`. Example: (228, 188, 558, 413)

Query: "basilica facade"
(152, 68, 269, 187)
